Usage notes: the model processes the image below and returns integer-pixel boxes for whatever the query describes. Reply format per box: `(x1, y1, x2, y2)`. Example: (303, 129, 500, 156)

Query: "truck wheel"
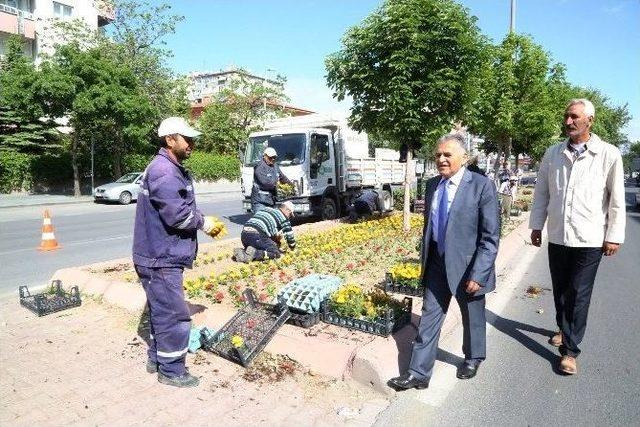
(381, 190, 393, 212)
(320, 198, 338, 220)
(119, 191, 132, 205)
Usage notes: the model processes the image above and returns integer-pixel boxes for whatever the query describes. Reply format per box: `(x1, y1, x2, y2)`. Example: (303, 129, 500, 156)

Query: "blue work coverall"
(132, 148, 204, 377)
(250, 158, 292, 212)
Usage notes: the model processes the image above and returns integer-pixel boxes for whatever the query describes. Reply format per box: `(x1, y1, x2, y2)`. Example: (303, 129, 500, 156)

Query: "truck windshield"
(244, 133, 306, 166)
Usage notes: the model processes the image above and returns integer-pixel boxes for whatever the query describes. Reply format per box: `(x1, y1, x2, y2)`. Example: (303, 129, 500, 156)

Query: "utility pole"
(510, 0, 516, 33)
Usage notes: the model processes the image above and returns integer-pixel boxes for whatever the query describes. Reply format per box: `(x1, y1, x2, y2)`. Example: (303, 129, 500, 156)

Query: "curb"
(0, 189, 240, 209)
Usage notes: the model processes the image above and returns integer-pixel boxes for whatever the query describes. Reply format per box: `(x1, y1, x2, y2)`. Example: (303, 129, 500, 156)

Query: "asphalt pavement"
(376, 184, 640, 426)
(0, 193, 249, 297)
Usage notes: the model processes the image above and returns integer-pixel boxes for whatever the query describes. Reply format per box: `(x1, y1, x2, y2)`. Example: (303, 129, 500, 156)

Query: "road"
(0, 194, 250, 297)
(376, 184, 640, 426)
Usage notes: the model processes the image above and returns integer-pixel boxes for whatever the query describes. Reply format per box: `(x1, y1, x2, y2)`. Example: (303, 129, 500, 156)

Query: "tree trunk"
(71, 135, 81, 197)
(402, 149, 414, 232)
(112, 131, 123, 179)
(515, 153, 520, 169)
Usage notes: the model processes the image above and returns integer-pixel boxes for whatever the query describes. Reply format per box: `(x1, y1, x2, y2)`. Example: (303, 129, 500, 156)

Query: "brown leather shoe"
(549, 331, 562, 347)
(559, 356, 577, 375)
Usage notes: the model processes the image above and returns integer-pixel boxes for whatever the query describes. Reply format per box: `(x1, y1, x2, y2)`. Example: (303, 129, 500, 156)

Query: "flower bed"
(321, 284, 412, 337)
(183, 214, 425, 309)
(384, 262, 424, 296)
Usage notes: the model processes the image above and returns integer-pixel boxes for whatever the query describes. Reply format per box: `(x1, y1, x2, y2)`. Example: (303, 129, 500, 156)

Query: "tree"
(471, 33, 562, 172)
(326, 0, 488, 230)
(0, 36, 60, 154)
(42, 44, 154, 195)
(198, 72, 290, 155)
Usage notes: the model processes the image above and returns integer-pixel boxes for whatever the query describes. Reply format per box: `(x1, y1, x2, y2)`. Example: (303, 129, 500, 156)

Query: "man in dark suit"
(389, 133, 500, 390)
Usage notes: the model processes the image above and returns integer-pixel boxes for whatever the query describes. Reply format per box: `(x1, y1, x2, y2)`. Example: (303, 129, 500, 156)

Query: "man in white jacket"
(530, 98, 626, 375)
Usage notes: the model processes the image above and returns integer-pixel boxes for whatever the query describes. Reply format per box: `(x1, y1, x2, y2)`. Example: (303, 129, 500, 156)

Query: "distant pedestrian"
(530, 98, 626, 375)
(498, 176, 518, 224)
(132, 117, 222, 388)
(388, 133, 499, 391)
(235, 201, 296, 263)
(251, 147, 293, 212)
(498, 160, 512, 184)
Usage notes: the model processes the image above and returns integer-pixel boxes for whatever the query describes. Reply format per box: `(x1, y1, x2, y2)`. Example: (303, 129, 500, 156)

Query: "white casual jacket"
(529, 133, 625, 247)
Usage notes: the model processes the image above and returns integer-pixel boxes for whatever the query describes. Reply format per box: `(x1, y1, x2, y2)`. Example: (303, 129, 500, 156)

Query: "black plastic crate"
(287, 310, 321, 328)
(19, 280, 81, 317)
(201, 289, 290, 367)
(383, 273, 425, 297)
(321, 297, 412, 337)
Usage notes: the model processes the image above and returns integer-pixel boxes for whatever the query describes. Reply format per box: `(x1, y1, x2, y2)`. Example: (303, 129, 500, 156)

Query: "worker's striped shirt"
(245, 207, 296, 249)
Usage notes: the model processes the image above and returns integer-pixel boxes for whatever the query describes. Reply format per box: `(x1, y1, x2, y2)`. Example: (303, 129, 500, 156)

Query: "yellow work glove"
(202, 216, 227, 239)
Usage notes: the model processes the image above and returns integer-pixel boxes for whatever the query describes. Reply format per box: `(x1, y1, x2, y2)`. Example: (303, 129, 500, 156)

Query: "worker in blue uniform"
(250, 147, 293, 212)
(132, 117, 221, 388)
(348, 189, 382, 222)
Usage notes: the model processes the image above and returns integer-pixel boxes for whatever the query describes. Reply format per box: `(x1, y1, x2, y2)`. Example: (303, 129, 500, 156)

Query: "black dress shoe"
(388, 373, 429, 390)
(456, 361, 481, 379)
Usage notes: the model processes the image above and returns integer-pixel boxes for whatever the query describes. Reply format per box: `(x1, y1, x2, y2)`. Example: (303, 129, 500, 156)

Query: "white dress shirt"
(431, 167, 466, 243)
(529, 133, 626, 247)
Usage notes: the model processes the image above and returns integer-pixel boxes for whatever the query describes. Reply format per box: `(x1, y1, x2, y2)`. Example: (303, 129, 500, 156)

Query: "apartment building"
(188, 68, 314, 119)
(0, 0, 113, 61)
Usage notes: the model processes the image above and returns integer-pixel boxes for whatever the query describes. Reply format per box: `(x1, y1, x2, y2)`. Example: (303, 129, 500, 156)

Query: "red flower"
(247, 319, 257, 328)
(346, 263, 355, 270)
(258, 293, 268, 302)
(214, 291, 224, 302)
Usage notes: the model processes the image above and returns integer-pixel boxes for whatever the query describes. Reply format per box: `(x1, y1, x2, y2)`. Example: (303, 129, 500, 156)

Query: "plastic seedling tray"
(321, 297, 412, 337)
(19, 280, 81, 317)
(287, 309, 321, 329)
(201, 289, 290, 367)
(383, 272, 425, 297)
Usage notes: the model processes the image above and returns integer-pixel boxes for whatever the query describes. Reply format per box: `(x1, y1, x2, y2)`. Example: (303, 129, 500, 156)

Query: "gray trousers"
(408, 246, 487, 380)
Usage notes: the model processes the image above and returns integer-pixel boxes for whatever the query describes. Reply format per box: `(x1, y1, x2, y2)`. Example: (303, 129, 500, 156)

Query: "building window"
(53, 1, 72, 18)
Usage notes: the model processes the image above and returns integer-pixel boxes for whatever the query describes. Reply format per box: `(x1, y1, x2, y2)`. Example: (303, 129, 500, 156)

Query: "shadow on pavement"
(486, 309, 566, 373)
(391, 312, 465, 376)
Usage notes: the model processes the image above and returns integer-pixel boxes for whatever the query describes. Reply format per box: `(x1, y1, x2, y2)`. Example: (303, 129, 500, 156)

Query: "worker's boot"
(233, 248, 248, 263)
(244, 246, 257, 262)
(158, 371, 199, 388)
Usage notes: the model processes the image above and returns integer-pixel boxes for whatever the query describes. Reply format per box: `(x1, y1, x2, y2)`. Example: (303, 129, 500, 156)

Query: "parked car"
(93, 172, 143, 204)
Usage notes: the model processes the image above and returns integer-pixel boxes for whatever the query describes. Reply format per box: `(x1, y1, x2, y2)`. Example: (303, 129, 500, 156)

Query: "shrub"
(184, 152, 240, 181)
(0, 151, 33, 193)
(393, 187, 416, 211)
(123, 153, 153, 173)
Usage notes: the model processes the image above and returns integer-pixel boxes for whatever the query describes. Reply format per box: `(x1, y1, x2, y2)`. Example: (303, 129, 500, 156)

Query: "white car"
(93, 172, 143, 205)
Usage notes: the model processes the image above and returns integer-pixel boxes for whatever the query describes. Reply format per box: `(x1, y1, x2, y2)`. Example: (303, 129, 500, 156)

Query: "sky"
(155, 0, 640, 142)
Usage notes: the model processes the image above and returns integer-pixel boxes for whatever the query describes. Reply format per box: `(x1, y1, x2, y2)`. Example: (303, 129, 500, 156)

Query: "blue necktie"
(437, 180, 449, 256)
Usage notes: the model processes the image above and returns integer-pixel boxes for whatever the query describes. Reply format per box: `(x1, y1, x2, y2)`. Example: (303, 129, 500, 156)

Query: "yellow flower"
(231, 335, 244, 348)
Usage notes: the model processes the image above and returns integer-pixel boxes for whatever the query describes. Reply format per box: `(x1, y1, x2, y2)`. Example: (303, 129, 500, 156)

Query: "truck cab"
(241, 115, 403, 219)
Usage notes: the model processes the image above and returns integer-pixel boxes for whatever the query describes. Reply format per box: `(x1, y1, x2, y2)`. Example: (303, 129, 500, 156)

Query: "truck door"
(309, 133, 334, 195)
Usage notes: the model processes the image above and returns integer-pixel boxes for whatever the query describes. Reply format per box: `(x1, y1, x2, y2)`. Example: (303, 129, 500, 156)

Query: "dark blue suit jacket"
(420, 169, 500, 295)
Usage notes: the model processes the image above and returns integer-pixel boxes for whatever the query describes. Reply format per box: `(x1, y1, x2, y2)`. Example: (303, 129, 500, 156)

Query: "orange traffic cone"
(38, 209, 61, 251)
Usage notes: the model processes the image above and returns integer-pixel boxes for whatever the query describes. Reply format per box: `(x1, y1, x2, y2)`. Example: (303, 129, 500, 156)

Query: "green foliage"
(123, 153, 153, 173)
(0, 36, 61, 154)
(198, 71, 290, 155)
(183, 152, 240, 181)
(0, 151, 33, 193)
(325, 0, 488, 150)
(471, 34, 562, 162)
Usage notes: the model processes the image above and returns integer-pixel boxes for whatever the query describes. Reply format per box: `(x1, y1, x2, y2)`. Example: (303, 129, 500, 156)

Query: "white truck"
(241, 114, 407, 219)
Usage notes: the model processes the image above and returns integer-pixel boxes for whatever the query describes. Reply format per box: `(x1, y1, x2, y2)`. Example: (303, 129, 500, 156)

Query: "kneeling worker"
(348, 188, 381, 222)
(235, 201, 296, 263)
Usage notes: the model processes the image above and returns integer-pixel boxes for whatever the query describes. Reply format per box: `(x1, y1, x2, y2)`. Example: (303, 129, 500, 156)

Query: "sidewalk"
(0, 180, 240, 209)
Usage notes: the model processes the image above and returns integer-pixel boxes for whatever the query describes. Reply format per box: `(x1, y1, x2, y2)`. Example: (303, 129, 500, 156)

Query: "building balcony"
(96, 0, 115, 27)
(0, 5, 35, 39)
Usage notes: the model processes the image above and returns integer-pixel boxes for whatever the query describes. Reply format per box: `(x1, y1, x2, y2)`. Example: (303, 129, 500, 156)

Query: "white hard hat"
(158, 117, 201, 138)
(281, 201, 295, 216)
(264, 147, 278, 158)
